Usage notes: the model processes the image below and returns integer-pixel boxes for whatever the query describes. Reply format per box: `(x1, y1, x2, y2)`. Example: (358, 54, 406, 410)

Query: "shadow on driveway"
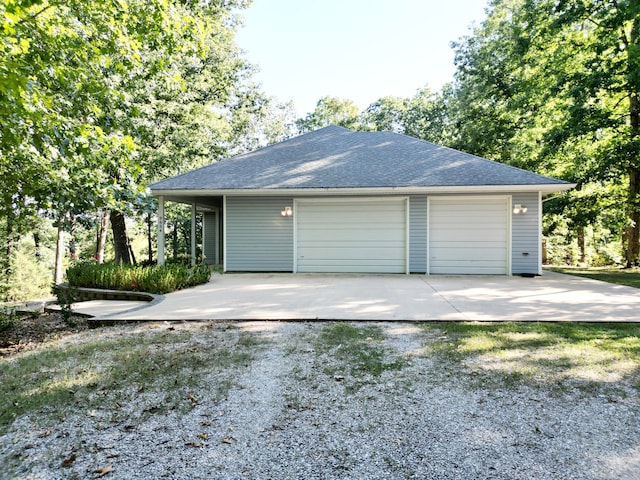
(86, 271, 640, 322)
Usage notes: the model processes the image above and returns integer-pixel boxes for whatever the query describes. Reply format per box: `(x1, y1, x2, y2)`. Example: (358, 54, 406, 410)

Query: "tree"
(228, 97, 297, 153)
(539, 0, 640, 266)
(449, 0, 639, 265)
(1, 0, 256, 282)
(296, 96, 360, 133)
(1, 0, 142, 277)
(401, 86, 457, 146)
(359, 96, 406, 133)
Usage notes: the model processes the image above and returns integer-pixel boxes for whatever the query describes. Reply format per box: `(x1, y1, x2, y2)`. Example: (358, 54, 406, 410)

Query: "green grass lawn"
(425, 321, 640, 393)
(546, 265, 640, 289)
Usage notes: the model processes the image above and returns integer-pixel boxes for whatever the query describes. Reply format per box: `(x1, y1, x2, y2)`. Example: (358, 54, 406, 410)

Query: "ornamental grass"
(65, 261, 210, 295)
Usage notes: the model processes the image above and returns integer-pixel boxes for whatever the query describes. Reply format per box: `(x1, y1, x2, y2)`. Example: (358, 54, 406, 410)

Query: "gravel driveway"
(1, 321, 638, 479)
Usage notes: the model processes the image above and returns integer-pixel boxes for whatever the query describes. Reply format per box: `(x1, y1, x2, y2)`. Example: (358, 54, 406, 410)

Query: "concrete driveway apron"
(89, 271, 640, 322)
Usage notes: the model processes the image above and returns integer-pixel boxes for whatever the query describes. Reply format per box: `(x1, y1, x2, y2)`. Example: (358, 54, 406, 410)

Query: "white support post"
(191, 203, 197, 266)
(157, 196, 165, 265)
(214, 209, 220, 265)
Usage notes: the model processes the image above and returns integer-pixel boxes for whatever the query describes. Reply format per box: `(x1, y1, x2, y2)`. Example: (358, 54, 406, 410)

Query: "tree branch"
(15, 2, 57, 26)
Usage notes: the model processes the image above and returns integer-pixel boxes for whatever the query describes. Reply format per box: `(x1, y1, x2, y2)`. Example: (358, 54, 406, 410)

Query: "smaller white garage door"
(295, 198, 408, 273)
(429, 197, 509, 275)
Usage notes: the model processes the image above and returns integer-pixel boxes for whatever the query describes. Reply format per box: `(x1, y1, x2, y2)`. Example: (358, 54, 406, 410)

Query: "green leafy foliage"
(65, 262, 210, 294)
(0, 309, 18, 333)
(51, 283, 75, 323)
(296, 96, 361, 133)
(0, 221, 55, 302)
(1, 0, 289, 294)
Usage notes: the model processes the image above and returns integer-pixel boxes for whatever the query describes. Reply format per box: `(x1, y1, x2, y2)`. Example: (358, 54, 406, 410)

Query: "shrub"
(0, 309, 18, 332)
(0, 240, 52, 302)
(65, 262, 211, 294)
(51, 284, 76, 323)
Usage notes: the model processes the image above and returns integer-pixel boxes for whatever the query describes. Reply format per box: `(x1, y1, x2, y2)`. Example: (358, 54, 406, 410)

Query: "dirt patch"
(0, 312, 89, 356)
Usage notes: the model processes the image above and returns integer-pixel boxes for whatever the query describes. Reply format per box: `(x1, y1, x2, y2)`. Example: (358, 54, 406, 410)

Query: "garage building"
(150, 126, 574, 275)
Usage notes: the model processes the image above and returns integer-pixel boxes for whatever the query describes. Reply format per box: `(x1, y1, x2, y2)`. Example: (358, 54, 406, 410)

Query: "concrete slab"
(54, 300, 149, 318)
(424, 271, 640, 322)
(94, 274, 463, 321)
(86, 271, 640, 322)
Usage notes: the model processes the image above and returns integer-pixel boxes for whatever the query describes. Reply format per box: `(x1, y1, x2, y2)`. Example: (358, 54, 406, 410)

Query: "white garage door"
(429, 197, 509, 275)
(296, 198, 407, 273)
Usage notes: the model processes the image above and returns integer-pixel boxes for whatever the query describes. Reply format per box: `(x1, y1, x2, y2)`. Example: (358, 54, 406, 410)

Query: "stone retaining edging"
(54, 283, 161, 304)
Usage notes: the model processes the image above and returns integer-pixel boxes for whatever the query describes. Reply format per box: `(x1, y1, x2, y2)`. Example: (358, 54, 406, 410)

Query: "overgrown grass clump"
(315, 323, 405, 381)
(65, 261, 211, 294)
(0, 309, 18, 332)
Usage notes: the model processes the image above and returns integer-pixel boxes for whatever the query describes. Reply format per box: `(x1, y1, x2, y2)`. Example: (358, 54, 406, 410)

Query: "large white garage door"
(296, 198, 407, 273)
(429, 197, 509, 275)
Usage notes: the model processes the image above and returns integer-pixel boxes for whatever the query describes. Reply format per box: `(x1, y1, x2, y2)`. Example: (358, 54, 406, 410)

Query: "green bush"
(65, 262, 211, 294)
(0, 238, 53, 302)
(0, 309, 18, 332)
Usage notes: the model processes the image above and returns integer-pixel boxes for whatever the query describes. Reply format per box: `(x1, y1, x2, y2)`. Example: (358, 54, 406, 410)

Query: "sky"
(235, 0, 490, 117)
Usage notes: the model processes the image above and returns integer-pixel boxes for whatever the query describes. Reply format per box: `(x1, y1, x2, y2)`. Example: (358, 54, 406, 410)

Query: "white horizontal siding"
(225, 196, 294, 271)
(511, 191, 540, 274)
(296, 198, 407, 273)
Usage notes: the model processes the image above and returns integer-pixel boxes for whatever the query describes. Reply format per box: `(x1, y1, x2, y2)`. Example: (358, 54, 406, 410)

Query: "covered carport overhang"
(153, 193, 223, 266)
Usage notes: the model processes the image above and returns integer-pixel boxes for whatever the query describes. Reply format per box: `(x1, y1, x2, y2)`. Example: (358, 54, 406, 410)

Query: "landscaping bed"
(65, 262, 211, 295)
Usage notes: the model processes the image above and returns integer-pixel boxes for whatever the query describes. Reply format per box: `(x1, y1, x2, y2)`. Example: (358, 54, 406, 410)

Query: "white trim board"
(152, 183, 575, 199)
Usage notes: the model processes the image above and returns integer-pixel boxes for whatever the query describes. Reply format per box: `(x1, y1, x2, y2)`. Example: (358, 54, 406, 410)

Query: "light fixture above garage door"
(512, 204, 528, 214)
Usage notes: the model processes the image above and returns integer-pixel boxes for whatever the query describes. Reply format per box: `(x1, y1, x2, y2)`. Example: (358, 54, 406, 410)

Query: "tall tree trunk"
(33, 232, 41, 259)
(54, 224, 64, 284)
(625, 17, 640, 267)
(4, 214, 14, 278)
(626, 168, 640, 266)
(128, 243, 137, 266)
(577, 226, 586, 264)
(96, 209, 109, 263)
(172, 223, 178, 260)
(110, 210, 132, 265)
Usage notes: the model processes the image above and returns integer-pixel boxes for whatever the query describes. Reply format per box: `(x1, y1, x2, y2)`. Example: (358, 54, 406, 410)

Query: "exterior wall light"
(513, 204, 528, 214)
(281, 206, 293, 217)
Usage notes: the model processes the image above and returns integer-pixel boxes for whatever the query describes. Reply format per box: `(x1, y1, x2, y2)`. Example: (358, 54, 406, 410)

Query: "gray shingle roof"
(150, 126, 570, 191)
